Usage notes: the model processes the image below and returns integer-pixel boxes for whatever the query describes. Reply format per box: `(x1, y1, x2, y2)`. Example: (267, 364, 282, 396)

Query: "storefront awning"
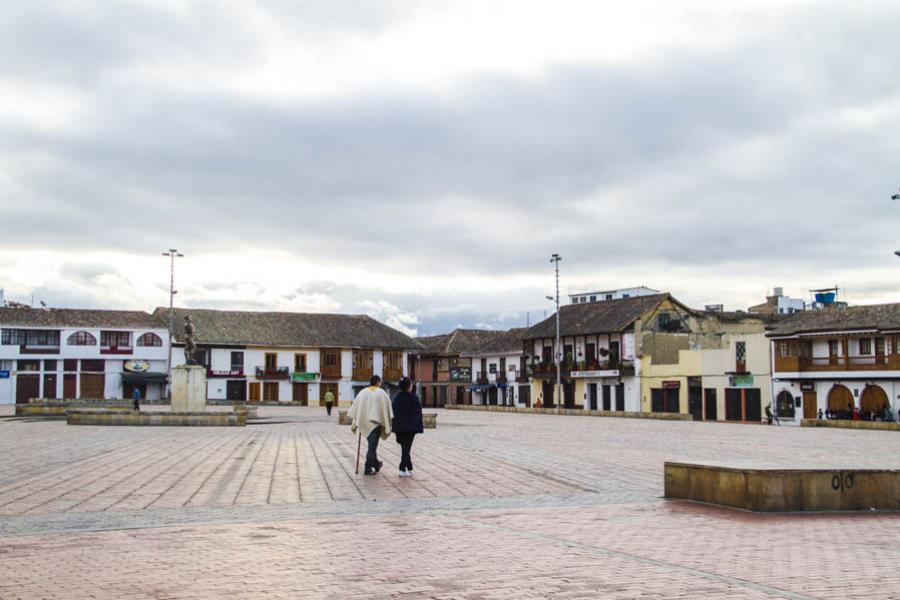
(122, 372, 168, 384)
(467, 384, 494, 392)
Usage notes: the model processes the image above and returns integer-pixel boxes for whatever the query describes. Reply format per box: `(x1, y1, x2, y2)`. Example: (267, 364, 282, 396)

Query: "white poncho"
(348, 386, 394, 439)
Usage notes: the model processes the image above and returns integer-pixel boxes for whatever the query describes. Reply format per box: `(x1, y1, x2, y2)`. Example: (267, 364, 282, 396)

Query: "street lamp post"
(162, 249, 184, 398)
(893, 189, 899, 258)
(550, 253, 562, 415)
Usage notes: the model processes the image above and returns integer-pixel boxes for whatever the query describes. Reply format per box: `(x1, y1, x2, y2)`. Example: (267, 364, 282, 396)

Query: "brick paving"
(1, 405, 899, 598)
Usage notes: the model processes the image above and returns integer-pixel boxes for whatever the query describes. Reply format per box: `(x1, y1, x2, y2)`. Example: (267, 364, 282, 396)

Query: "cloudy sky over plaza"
(1, 0, 898, 335)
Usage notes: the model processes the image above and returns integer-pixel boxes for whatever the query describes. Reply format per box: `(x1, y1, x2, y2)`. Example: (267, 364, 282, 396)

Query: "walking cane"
(355, 430, 362, 474)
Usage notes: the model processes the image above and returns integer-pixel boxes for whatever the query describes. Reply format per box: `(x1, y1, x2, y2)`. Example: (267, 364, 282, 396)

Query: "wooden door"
(602, 385, 611, 411)
(860, 385, 888, 412)
(263, 382, 279, 402)
(16, 374, 40, 404)
(802, 391, 817, 419)
(292, 382, 308, 405)
(588, 383, 597, 411)
(248, 382, 261, 402)
(42, 374, 57, 399)
(744, 388, 762, 422)
(226, 380, 246, 402)
(688, 385, 702, 421)
(541, 381, 554, 408)
(563, 382, 575, 408)
(725, 389, 742, 421)
(827, 385, 853, 412)
(615, 383, 625, 411)
(704, 389, 717, 420)
(79, 374, 105, 399)
(63, 374, 77, 399)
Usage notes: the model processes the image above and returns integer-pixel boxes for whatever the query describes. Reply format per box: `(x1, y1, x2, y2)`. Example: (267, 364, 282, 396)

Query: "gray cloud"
(1, 1, 899, 330)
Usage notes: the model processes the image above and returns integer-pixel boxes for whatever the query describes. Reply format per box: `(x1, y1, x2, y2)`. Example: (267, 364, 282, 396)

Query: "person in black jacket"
(392, 377, 423, 477)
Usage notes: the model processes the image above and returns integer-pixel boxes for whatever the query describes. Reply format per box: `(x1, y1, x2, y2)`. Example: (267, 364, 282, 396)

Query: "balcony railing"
(100, 346, 133, 355)
(383, 367, 403, 382)
(20, 344, 61, 355)
(255, 366, 290, 380)
(476, 373, 489, 385)
(495, 373, 508, 384)
(774, 354, 900, 373)
(352, 367, 374, 381)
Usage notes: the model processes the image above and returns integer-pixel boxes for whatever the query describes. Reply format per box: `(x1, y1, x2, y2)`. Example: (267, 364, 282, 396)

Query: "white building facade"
(0, 308, 169, 405)
(161, 308, 417, 406)
(768, 303, 900, 423)
(463, 328, 529, 407)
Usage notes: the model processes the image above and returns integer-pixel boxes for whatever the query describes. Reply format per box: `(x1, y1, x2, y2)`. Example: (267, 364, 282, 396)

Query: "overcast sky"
(1, 1, 899, 335)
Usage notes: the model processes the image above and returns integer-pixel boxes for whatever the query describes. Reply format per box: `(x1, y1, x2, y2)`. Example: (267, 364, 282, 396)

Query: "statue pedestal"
(171, 366, 207, 412)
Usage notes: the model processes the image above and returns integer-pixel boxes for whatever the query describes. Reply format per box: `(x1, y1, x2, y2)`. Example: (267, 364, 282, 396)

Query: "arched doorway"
(827, 384, 853, 411)
(860, 385, 889, 412)
(776, 390, 795, 419)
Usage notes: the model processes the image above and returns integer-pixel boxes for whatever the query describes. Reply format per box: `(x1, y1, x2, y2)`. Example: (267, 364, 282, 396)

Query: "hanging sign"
(124, 360, 151, 373)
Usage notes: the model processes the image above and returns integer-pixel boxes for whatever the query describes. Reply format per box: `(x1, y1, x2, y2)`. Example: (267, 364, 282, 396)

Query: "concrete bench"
(338, 410, 352, 425)
(68, 410, 246, 427)
(423, 412, 437, 429)
(17, 400, 134, 417)
(664, 461, 900, 512)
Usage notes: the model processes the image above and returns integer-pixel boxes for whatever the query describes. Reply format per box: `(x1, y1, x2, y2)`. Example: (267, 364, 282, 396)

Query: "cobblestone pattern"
(2, 405, 900, 598)
(3, 502, 900, 599)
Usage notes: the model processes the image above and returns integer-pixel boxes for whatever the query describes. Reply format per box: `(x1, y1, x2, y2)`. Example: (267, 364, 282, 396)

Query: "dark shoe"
(375, 461, 383, 473)
(364, 468, 376, 476)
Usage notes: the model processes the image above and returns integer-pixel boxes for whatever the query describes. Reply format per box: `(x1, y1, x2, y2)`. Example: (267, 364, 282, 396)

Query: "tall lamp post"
(550, 253, 562, 415)
(893, 190, 899, 258)
(162, 249, 184, 398)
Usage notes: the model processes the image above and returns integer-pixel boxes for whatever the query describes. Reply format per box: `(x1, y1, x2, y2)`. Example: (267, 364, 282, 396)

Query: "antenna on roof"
(39, 300, 49, 311)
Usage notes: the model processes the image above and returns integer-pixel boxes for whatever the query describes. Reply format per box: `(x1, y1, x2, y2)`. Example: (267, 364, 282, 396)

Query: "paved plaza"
(1, 406, 899, 599)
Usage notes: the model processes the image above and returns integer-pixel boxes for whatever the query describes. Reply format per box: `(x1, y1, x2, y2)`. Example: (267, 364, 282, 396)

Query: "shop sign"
(0, 370, 9, 379)
(291, 371, 319, 382)
(570, 370, 620, 379)
(800, 382, 815, 392)
(124, 359, 151, 373)
(449, 366, 471, 382)
(662, 380, 681, 389)
(729, 375, 755, 388)
(622, 335, 635, 361)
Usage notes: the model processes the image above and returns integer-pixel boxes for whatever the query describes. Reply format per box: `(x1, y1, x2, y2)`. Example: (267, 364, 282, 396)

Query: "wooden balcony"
(382, 367, 403, 382)
(495, 373, 508, 384)
(352, 367, 374, 381)
(774, 354, 900, 373)
(321, 366, 342, 379)
(255, 366, 290, 380)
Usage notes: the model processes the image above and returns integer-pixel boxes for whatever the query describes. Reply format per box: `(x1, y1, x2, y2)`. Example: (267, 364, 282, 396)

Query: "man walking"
(348, 375, 393, 475)
(132, 386, 141, 412)
(324, 387, 335, 416)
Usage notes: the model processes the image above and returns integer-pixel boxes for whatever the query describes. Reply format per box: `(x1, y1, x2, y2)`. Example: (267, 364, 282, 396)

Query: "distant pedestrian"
(392, 377, 423, 477)
(132, 387, 141, 411)
(764, 403, 773, 425)
(348, 376, 393, 475)
(817, 408, 823, 420)
(324, 388, 335, 416)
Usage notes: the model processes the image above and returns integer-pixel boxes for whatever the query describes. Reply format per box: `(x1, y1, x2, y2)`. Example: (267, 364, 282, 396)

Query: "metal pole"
(551, 253, 562, 415)
(162, 249, 184, 399)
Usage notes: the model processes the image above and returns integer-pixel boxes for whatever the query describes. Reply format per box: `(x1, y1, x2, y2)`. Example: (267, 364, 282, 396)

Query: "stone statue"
(183, 315, 199, 366)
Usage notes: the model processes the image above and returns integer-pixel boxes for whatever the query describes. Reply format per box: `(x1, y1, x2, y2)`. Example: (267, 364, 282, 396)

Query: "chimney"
(773, 287, 784, 297)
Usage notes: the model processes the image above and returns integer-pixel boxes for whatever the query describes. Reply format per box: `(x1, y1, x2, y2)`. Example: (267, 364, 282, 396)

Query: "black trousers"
(325, 402, 333, 415)
(395, 432, 416, 471)
(365, 426, 382, 471)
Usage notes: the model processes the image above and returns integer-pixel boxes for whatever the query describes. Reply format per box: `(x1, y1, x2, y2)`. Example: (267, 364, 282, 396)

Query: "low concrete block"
(423, 413, 437, 429)
(68, 410, 246, 427)
(338, 410, 352, 425)
(665, 461, 900, 512)
(17, 400, 134, 417)
(801, 419, 900, 432)
(444, 405, 690, 421)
